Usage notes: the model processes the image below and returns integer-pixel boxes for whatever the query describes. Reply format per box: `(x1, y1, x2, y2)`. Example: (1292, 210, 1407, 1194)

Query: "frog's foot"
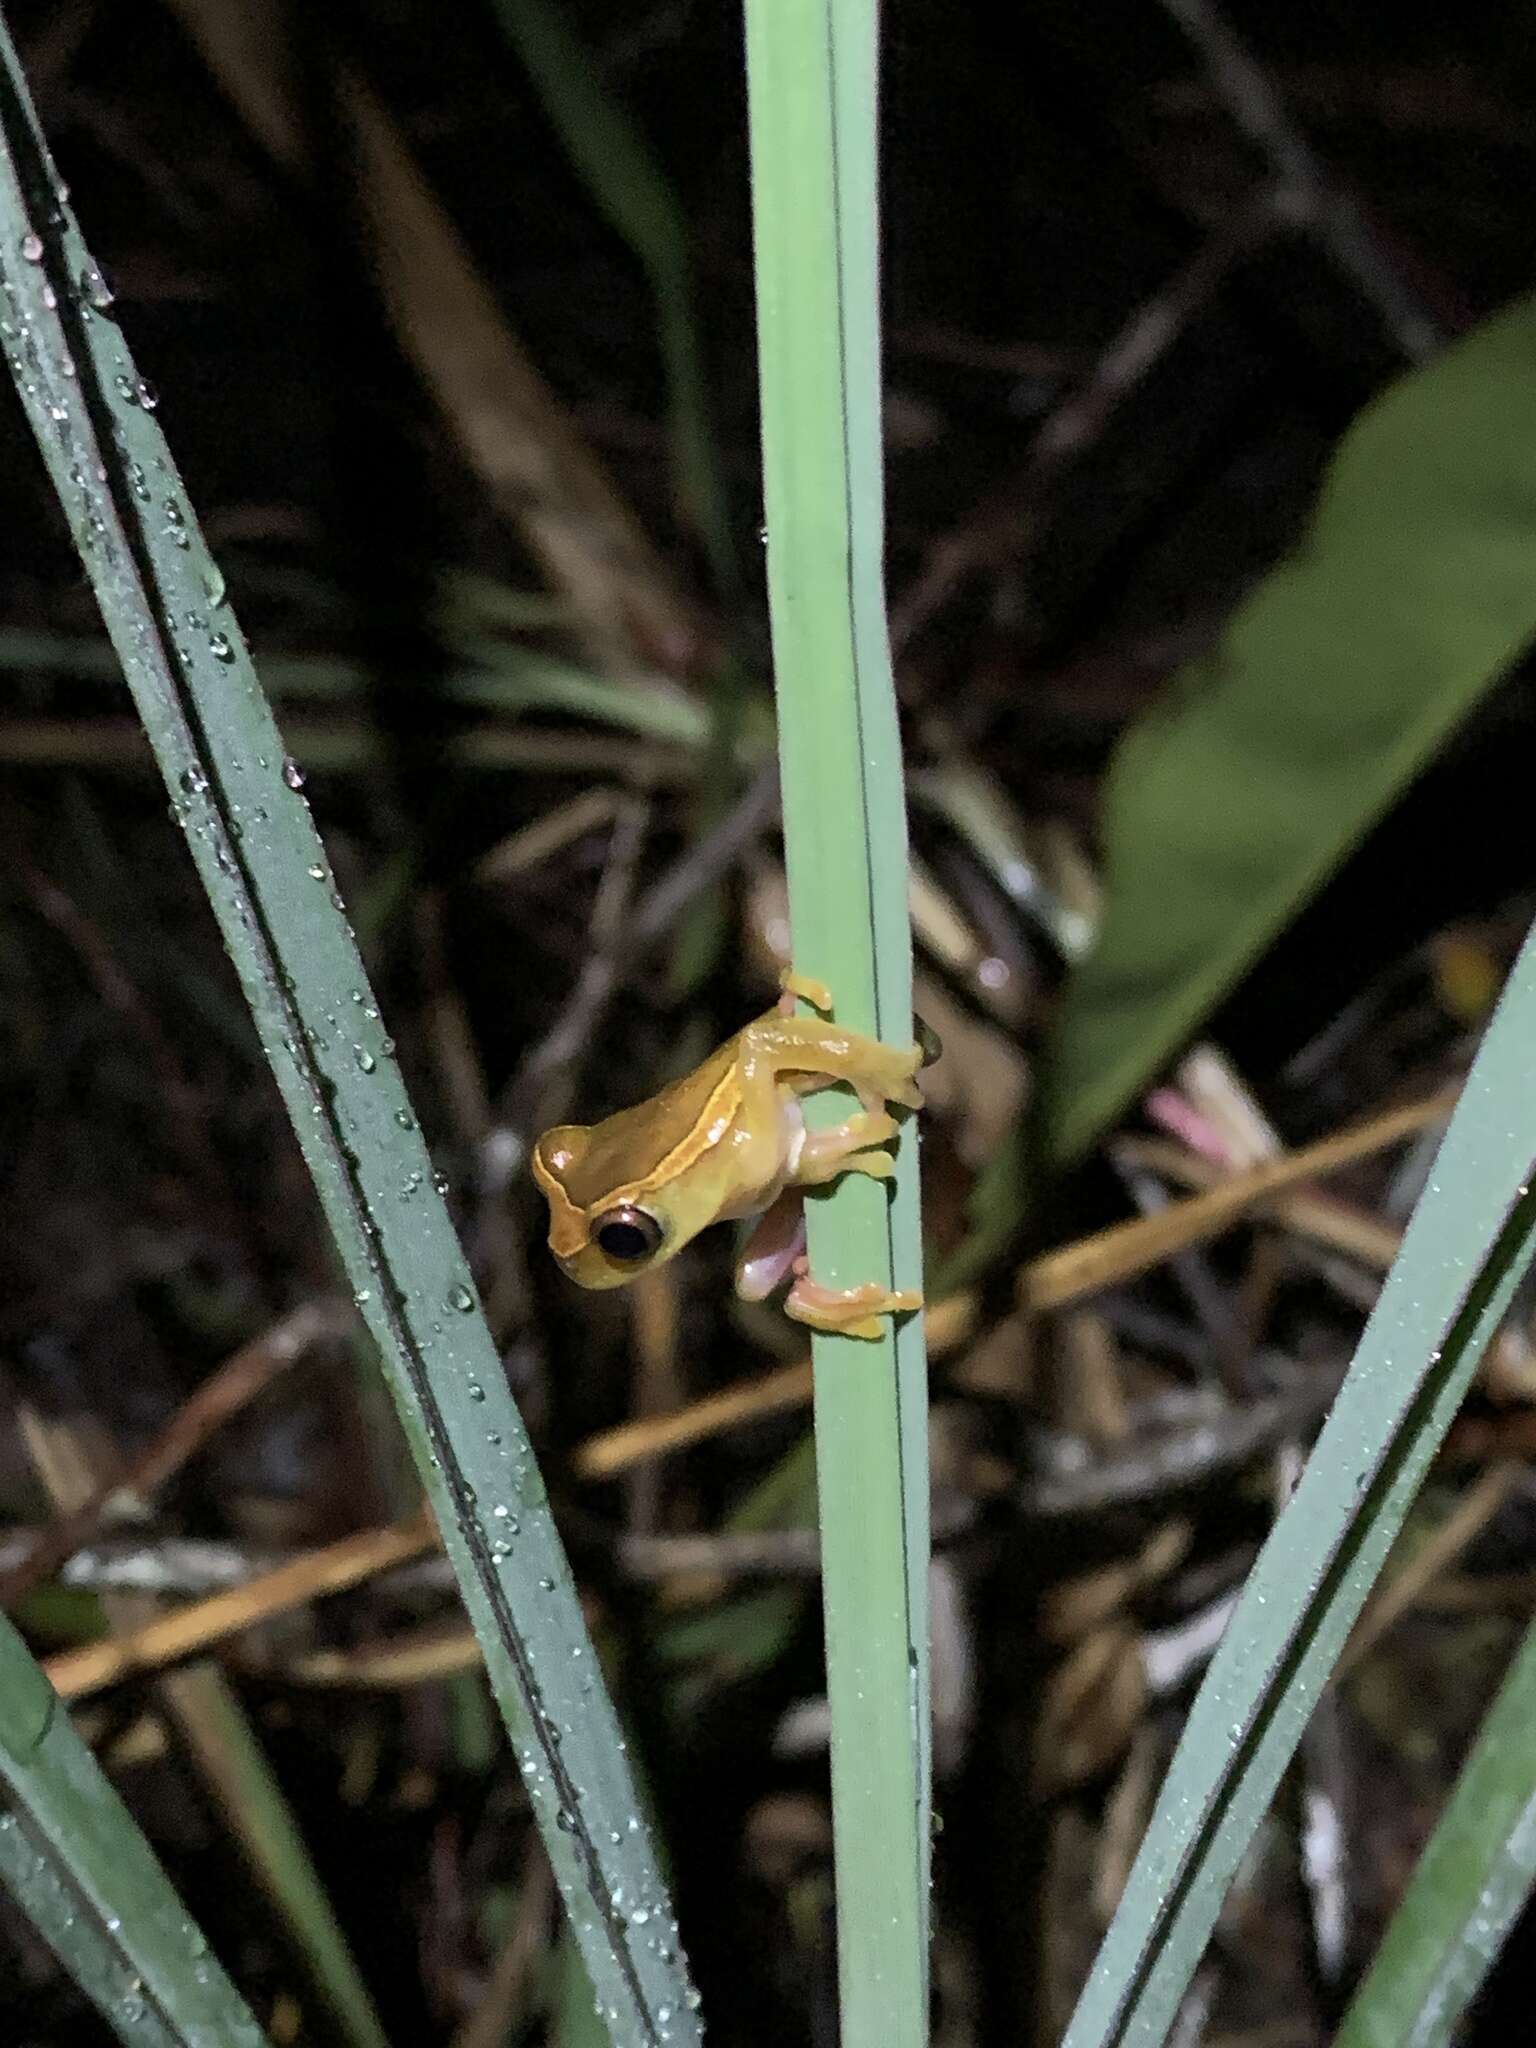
(796, 1106, 900, 1185)
(778, 967, 835, 1016)
(784, 1267, 923, 1341)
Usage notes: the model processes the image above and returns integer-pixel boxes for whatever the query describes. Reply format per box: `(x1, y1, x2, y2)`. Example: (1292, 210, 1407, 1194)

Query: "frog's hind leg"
(735, 1189, 807, 1302)
(739, 1013, 924, 1115)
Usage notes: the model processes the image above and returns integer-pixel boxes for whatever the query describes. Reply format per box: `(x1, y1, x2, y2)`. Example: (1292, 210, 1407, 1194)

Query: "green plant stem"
(743, 1, 930, 2041)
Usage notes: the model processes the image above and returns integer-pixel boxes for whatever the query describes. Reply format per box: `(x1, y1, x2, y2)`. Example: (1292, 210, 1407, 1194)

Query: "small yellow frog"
(531, 973, 925, 1338)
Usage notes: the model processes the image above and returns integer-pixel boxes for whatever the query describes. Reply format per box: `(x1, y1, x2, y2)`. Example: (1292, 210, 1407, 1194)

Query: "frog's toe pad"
(784, 1275, 923, 1341)
(847, 1147, 897, 1181)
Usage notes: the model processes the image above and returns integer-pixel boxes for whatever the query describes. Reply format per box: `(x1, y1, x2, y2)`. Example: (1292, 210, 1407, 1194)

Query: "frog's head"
(530, 1122, 677, 1290)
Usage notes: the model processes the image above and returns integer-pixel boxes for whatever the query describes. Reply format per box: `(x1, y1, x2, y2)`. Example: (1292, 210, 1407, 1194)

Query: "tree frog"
(531, 973, 926, 1339)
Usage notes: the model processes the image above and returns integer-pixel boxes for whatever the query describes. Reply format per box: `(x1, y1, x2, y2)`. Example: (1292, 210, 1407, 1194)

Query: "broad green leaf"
(1046, 290, 1536, 1169)
(1334, 1613, 1536, 2048)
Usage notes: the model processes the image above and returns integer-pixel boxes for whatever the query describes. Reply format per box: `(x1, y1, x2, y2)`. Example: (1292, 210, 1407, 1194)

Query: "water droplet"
(447, 1282, 475, 1313)
(178, 766, 208, 796)
(393, 1108, 415, 1130)
(353, 1288, 373, 1308)
(19, 232, 43, 263)
(79, 264, 115, 311)
(433, 1170, 450, 1195)
(307, 864, 326, 882)
(135, 377, 158, 410)
(466, 1382, 485, 1403)
(207, 631, 234, 663)
(282, 756, 306, 790)
(353, 1046, 376, 1074)
(538, 1575, 556, 1591)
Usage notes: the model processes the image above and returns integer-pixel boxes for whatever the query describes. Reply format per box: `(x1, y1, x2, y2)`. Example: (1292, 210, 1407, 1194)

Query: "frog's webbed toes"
(785, 1274, 923, 1340)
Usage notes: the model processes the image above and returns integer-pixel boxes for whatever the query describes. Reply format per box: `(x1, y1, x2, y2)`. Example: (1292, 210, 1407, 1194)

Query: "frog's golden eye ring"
(592, 1205, 664, 1265)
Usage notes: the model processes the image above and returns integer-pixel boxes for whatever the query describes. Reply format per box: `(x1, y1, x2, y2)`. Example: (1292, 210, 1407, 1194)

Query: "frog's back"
(554, 1031, 743, 1210)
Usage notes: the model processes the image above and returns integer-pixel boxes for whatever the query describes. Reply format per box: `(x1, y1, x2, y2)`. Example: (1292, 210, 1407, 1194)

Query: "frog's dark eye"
(593, 1205, 664, 1265)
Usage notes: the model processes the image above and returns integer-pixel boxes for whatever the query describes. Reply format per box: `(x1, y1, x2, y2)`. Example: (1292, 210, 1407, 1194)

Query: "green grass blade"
(0, 627, 735, 746)
(743, 2, 930, 2041)
(0, 1614, 270, 2047)
(1063, 918, 1536, 2047)
(1044, 291, 1536, 1173)
(157, 1667, 387, 2048)
(0, 26, 697, 2043)
(1334, 1615, 1536, 2048)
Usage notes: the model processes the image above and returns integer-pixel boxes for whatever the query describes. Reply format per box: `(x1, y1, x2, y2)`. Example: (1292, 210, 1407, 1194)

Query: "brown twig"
(33, 1093, 1453, 1695)
(164, 0, 706, 674)
(1156, 0, 1445, 359)
(43, 1511, 439, 1702)
(501, 758, 782, 1145)
(1016, 1368, 1341, 1520)
(1020, 1092, 1454, 1312)
(1338, 1460, 1523, 1678)
(0, 1300, 351, 1611)
(20, 858, 242, 1238)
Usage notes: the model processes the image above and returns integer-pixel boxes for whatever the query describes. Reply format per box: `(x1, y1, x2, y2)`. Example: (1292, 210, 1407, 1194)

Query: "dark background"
(1, 2, 1534, 2042)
